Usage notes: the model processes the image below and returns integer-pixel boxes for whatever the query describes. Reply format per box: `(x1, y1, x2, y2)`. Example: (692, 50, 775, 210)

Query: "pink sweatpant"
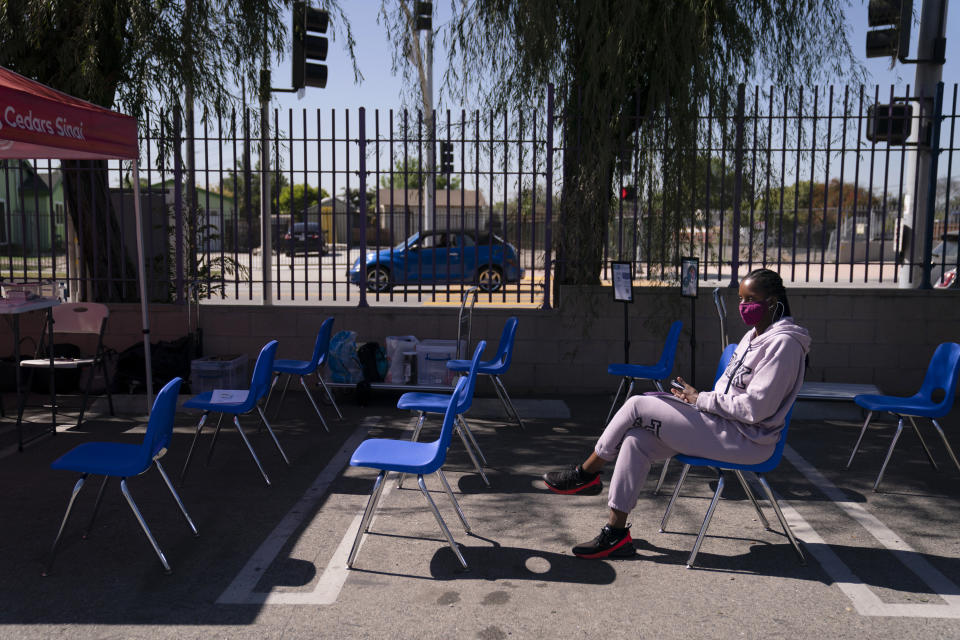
(596, 394, 775, 514)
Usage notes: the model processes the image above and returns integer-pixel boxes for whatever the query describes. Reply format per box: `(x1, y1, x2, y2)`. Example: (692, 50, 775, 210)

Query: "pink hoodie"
(695, 317, 811, 445)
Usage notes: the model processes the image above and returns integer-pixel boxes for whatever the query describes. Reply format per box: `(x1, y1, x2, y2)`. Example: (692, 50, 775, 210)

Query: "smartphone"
(670, 380, 685, 391)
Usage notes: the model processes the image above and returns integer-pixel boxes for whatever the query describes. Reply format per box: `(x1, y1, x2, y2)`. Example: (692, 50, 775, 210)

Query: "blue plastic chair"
(180, 341, 290, 486)
(265, 316, 341, 430)
(447, 317, 524, 429)
(652, 342, 740, 495)
(847, 342, 960, 492)
(658, 399, 804, 569)
(43, 377, 198, 576)
(396, 341, 489, 488)
(605, 320, 683, 425)
(347, 376, 475, 571)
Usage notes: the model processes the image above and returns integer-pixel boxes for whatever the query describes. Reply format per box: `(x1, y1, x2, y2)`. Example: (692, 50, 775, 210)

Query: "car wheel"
(478, 265, 503, 292)
(366, 266, 392, 292)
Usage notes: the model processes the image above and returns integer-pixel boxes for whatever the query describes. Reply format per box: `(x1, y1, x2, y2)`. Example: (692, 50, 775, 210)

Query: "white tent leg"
(132, 160, 154, 413)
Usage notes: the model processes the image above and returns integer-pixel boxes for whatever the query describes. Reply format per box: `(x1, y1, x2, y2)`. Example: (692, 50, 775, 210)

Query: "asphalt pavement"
(1, 388, 959, 639)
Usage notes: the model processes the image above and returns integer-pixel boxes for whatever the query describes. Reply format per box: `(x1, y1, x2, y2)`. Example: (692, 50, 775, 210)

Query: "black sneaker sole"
(573, 535, 636, 559)
(543, 474, 603, 495)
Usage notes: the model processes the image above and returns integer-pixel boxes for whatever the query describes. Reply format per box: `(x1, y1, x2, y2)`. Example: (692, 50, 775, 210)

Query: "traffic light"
(865, 0, 912, 60)
(292, 1, 329, 90)
(414, 1, 432, 31)
(866, 103, 913, 144)
(440, 141, 454, 174)
(620, 185, 637, 200)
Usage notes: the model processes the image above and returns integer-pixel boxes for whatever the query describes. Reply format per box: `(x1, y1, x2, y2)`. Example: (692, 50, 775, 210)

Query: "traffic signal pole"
(899, 0, 948, 288)
(424, 24, 435, 233)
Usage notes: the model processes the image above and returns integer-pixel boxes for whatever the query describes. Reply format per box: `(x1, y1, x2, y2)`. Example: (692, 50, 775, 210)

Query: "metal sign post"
(611, 261, 633, 363)
(680, 256, 699, 387)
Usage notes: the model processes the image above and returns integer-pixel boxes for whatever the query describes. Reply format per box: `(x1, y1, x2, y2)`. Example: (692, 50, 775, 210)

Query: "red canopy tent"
(0, 65, 155, 410)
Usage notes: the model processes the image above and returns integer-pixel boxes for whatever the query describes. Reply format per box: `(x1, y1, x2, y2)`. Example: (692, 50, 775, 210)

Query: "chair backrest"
(141, 376, 183, 462)
(250, 340, 280, 402)
(918, 342, 960, 417)
(312, 317, 336, 367)
(435, 377, 470, 455)
(489, 317, 519, 372)
(655, 320, 684, 371)
(454, 340, 486, 413)
(713, 343, 739, 387)
(52, 302, 108, 335)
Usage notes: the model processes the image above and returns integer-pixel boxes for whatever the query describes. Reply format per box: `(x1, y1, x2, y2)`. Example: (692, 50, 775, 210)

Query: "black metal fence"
(2, 82, 958, 307)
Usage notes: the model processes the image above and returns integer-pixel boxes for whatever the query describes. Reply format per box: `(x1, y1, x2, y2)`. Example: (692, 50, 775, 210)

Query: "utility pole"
(899, 0, 948, 288)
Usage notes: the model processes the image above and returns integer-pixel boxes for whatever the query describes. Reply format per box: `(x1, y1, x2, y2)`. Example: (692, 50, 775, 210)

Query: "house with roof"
(374, 188, 490, 244)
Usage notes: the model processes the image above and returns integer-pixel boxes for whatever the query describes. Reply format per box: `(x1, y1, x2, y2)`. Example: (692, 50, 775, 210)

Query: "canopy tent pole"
(131, 160, 154, 412)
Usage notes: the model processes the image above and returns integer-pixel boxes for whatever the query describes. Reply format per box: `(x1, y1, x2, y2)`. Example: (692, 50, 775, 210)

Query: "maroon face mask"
(738, 301, 766, 326)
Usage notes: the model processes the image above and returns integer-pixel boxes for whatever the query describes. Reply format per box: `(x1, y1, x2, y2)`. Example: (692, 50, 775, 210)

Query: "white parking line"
(783, 445, 960, 618)
(217, 418, 377, 606)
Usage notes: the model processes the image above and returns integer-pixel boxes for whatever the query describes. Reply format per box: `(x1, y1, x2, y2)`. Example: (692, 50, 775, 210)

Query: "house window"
(54, 203, 65, 225)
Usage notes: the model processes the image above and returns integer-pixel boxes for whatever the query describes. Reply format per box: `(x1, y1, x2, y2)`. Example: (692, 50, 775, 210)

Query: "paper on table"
(211, 389, 248, 404)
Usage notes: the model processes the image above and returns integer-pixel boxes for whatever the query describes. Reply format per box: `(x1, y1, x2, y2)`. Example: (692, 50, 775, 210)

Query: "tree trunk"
(61, 160, 138, 302)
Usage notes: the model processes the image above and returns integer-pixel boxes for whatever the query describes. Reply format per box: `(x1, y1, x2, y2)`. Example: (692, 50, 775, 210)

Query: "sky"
(269, 1, 960, 115)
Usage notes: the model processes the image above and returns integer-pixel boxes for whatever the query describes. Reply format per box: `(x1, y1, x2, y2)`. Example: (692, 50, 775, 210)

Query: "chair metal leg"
(653, 458, 672, 495)
(180, 411, 209, 484)
(455, 422, 490, 487)
(206, 413, 225, 465)
(76, 364, 93, 428)
(233, 416, 271, 486)
(42, 475, 87, 576)
(874, 417, 905, 492)
(653, 379, 665, 392)
(659, 463, 691, 532)
(317, 373, 343, 420)
(733, 470, 771, 530)
(756, 474, 806, 565)
(257, 405, 291, 466)
(605, 378, 628, 425)
(275, 373, 293, 420)
(686, 469, 725, 568)
(846, 411, 874, 469)
(492, 375, 524, 430)
(156, 460, 199, 536)
(82, 476, 110, 539)
(347, 470, 386, 568)
(120, 478, 172, 574)
(299, 375, 330, 432)
(398, 412, 427, 489)
(457, 415, 487, 466)
(264, 373, 281, 415)
(930, 419, 960, 474)
(437, 469, 471, 533)
(101, 357, 115, 417)
(417, 474, 469, 570)
(907, 416, 939, 471)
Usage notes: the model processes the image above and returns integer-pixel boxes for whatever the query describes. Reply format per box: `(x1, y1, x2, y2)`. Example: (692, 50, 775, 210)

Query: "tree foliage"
(436, 0, 862, 285)
(379, 157, 462, 191)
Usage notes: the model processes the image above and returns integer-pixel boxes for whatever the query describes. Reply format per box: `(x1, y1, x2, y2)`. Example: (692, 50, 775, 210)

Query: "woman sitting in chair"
(544, 268, 810, 558)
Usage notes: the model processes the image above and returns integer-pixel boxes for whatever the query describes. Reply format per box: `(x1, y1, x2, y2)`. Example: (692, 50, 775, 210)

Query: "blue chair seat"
(854, 393, 936, 416)
(447, 358, 498, 375)
(272, 358, 315, 376)
(183, 391, 251, 413)
(397, 392, 450, 412)
(350, 438, 444, 474)
(607, 362, 671, 379)
(51, 442, 148, 477)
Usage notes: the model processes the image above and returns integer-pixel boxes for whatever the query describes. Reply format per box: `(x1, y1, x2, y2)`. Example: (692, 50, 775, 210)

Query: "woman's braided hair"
(744, 268, 791, 320)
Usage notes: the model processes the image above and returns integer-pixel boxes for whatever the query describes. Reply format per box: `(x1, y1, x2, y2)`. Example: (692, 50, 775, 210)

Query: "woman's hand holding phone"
(670, 377, 698, 405)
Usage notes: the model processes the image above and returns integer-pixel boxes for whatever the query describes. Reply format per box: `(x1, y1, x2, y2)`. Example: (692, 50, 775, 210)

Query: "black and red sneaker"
(572, 525, 635, 559)
(542, 465, 603, 495)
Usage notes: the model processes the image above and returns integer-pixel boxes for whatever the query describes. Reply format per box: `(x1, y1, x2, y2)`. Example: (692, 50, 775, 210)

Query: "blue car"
(348, 230, 523, 292)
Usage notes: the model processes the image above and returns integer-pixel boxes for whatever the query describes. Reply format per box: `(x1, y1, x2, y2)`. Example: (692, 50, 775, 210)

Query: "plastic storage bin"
(415, 339, 465, 386)
(191, 354, 248, 394)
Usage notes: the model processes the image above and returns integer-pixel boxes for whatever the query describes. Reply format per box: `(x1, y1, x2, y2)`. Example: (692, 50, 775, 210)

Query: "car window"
(933, 239, 959, 261)
(419, 233, 448, 249)
(455, 234, 475, 247)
